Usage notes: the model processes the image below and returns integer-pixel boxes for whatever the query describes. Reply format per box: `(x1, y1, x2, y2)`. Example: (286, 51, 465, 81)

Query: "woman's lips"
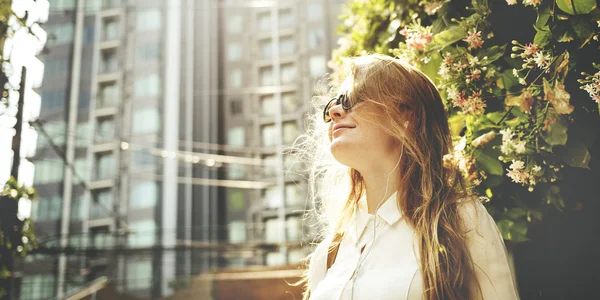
(332, 127, 352, 136)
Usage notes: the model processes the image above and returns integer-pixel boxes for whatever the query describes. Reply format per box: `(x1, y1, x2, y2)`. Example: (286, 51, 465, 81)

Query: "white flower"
(532, 165, 542, 173)
(510, 160, 525, 170)
(506, 0, 517, 5)
(514, 141, 527, 154)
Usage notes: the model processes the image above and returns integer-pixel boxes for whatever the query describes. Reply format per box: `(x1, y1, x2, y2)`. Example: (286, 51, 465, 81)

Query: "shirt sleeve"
(307, 238, 330, 294)
(461, 200, 520, 300)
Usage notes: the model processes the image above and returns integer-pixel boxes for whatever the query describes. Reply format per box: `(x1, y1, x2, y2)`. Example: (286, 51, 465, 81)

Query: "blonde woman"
(299, 54, 519, 300)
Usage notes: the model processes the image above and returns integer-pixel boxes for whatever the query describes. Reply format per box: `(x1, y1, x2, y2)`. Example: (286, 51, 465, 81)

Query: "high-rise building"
(20, 0, 343, 299)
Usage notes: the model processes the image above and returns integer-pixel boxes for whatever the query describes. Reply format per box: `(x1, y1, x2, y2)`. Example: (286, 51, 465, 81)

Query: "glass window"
(229, 69, 242, 88)
(309, 55, 327, 78)
(229, 221, 246, 243)
(75, 122, 90, 147)
(264, 187, 281, 209)
(98, 83, 118, 108)
(132, 107, 160, 134)
(280, 63, 296, 84)
(126, 259, 152, 291)
(227, 14, 243, 34)
(227, 163, 244, 179)
(285, 183, 303, 206)
(134, 73, 160, 97)
(43, 57, 70, 76)
(102, 18, 119, 41)
(279, 8, 295, 28)
(287, 216, 301, 241)
(129, 220, 156, 247)
(228, 189, 245, 212)
(53, 0, 76, 10)
(33, 160, 64, 184)
(282, 92, 296, 114)
(45, 24, 74, 45)
(279, 36, 295, 55)
(265, 218, 283, 242)
(74, 157, 88, 178)
(261, 124, 276, 146)
(307, 3, 323, 22)
(100, 49, 118, 73)
(97, 117, 114, 140)
(230, 99, 243, 115)
(130, 181, 158, 209)
(40, 90, 67, 111)
(90, 189, 112, 219)
(266, 251, 285, 266)
(95, 152, 114, 180)
(227, 126, 245, 146)
(70, 193, 85, 221)
(283, 121, 298, 145)
(20, 274, 55, 300)
(131, 149, 155, 169)
(36, 121, 66, 148)
(137, 9, 161, 31)
(260, 94, 276, 116)
(136, 42, 160, 61)
(308, 28, 324, 49)
(260, 66, 273, 86)
(259, 39, 273, 58)
(257, 12, 271, 32)
(262, 155, 277, 177)
(227, 43, 241, 61)
(288, 248, 310, 264)
(33, 196, 61, 221)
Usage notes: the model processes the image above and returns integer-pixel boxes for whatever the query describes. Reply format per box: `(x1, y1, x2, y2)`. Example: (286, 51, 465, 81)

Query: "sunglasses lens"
(323, 99, 335, 122)
(341, 94, 351, 109)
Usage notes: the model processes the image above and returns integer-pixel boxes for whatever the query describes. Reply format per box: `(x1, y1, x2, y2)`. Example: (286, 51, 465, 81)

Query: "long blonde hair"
(293, 54, 481, 300)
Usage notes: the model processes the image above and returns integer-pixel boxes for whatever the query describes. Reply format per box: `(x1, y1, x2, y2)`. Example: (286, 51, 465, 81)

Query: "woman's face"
(328, 77, 400, 171)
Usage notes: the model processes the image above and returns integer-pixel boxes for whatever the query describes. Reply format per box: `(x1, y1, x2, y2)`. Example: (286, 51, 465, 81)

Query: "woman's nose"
(329, 103, 347, 121)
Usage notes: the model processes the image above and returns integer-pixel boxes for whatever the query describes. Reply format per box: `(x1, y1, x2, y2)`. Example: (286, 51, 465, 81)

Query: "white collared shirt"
(308, 191, 520, 300)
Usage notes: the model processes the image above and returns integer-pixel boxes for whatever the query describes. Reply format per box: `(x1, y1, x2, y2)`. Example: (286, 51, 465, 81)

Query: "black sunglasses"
(323, 93, 353, 123)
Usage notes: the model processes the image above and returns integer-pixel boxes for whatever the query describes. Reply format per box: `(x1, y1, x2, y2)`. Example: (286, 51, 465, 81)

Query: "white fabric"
(308, 191, 520, 300)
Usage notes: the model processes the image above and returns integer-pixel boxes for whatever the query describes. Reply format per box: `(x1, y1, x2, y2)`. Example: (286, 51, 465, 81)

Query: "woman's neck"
(362, 171, 400, 214)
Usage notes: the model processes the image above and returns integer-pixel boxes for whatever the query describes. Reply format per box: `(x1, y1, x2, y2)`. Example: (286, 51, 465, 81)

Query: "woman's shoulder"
(456, 195, 496, 236)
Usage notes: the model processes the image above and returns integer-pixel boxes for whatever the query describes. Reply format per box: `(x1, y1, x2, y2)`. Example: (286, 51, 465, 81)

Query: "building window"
(43, 56, 69, 76)
(227, 42, 242, 61)
(288, 248, 310, 264)
(264, 187, 281, 209)
(287, 216, 301, 241)
(129, 220, 156, 248)
(227, 14, 243, 34)
(228, 189, 245, 213)
(262, 155, 277, 177)
(279, 8, 295, 28)
(98, 83, 118, 108)
(74, 157, 89, 179)
(134, 73, 160, 97)
(228, 221, 246, 243)
(227, 163, 244, 180)
(279, 36, 295, 55)
(130, 181, 158, 209)
(137, 9, 161, 32)
(285, 183, 303, 206)
(266, 251, 285, 266)
(20, 274, 56, 300)
(100, 49, 118, 73)
(131, 149, 155, 169)
(90, 189, 113, 219)
(132, 107, 160, 134)
(227, 126, 245, 146)
(265, 218, 283, 242)
(283, 121, 298, 145)
(261, 124, 276, 147)
(45, 24, 74, 45)
(229, 69, 242, 88)
(135, 42, 160, 61)
(40, 90, 67, 111)
(95, 152, 114, 180)
(280, 63, 296, 84)
(257, 12, 271, 32)
(310, 55, 327, 78)
(282, 92, 296, 114)
(33, 160, 64, 184)
(97, 116, 114, 140)
(32, 196, 61, 221)
(102, 18, 119, 41)
(230, 99, 243, 115)
(308, 28, 325, 49)
(259, 94, 276, 116)
(259, 39, 273, 58)
(307, 3, 324, 22)
(70, 193, 85, 221)
(259, 66, 273, 86)
(126, 259, 152, 291)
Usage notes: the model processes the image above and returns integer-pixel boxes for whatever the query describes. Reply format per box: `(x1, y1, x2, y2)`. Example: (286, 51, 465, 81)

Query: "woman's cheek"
(328, 124, 333, 142)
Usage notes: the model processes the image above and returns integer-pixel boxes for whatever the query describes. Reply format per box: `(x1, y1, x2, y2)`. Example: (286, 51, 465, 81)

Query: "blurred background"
(1, 0, 345, 299)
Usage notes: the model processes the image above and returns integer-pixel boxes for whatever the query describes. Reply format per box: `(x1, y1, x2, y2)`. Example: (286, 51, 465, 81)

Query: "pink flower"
(400, 24, 433, 51)
(464, 30, 484, 49)
(523, 43, 538, 56)
(424, 1, 443, 15)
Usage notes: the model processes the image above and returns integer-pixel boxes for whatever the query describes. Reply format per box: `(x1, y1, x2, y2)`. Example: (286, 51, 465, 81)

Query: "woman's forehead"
(337, 76, 354, 95)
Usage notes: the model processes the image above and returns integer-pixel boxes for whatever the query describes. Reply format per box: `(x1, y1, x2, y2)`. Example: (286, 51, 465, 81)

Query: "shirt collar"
(348, 190, 402, 245)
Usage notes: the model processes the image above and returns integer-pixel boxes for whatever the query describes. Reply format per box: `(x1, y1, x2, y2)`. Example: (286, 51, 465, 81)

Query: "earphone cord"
(350, 150, 403, 300)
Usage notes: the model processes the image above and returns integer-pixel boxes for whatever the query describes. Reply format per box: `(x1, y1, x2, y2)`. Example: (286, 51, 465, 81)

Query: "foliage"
(332, 0, 600, 242)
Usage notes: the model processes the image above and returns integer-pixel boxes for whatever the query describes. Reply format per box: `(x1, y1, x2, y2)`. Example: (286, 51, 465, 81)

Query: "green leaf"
(476, 150, 504, 176)
(536, 2, 552, 27)
(541, 117, 568, 146)
(419, 52, 443, 83)
(448, 114, 466, 137)
(484, 175, 504, 188)
(543, 185, 565, 209)
(534, 28, 553, 47)
(505, 208, 528, 219)
(555, 139, 591, 169)
(556, 0, 597, 15)
(477, 45, 506, 65)
(569, 16, 595, 48)
(501, 69, 520, 92)
(432, 26, 467, 49)
(497, 219, 529, 242)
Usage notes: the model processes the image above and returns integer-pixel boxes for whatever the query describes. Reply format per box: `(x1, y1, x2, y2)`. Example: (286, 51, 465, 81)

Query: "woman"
(298, 54, 519, 299)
